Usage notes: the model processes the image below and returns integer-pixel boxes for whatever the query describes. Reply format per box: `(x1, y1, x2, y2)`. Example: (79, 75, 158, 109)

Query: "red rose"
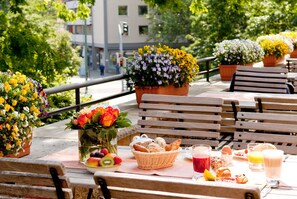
(77, 114, 90, 128)
(100, 111, 116, 127)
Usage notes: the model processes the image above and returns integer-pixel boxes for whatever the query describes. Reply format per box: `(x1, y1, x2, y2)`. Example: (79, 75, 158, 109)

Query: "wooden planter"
(262, 56, 285, 67)
(135, 84, 189, 106)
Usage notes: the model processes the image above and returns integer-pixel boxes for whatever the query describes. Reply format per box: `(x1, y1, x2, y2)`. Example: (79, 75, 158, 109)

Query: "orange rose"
(105, 106, 120, 117)
(100, 111, 116, 127)
(77, 114, 90, 128)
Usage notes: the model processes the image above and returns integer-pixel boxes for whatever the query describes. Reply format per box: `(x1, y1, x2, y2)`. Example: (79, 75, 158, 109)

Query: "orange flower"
(77, 114, 90, 128)
(100, 111, 116, 127)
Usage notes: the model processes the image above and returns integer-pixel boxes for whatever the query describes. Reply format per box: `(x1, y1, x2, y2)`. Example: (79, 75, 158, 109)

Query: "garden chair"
(229, 66, 291, 94)
(93, 171, 261, 199)
(0, 158, 73, 199)
(234, 111, 297, 154)
(137, 94, 224, 149)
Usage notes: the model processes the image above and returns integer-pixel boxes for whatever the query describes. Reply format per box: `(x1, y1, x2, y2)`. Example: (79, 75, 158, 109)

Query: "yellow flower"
(6, 123, 11, 130)
(0, 97, 4, 104)
(21, 89, 27, 95)
(12, 100, 17, 106)
(9, 78, 18, 87)
(20, 113, 26, 120)
(0, 151, 3, 157)
(4, 104, 11, 111)
(4, 82, 11, 92)
(6, 143, 12, 150)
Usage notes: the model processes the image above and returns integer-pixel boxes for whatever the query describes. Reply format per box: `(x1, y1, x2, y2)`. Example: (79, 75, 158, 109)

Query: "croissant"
(216, 167, 231, 178)
(165, 139, 182, 151)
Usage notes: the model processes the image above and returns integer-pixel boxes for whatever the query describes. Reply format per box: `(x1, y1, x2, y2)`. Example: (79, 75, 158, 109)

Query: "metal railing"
(44, 56, 217, 117)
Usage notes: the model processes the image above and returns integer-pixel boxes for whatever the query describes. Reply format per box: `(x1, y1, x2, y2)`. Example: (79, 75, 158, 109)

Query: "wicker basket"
(132, 148, 181, 170)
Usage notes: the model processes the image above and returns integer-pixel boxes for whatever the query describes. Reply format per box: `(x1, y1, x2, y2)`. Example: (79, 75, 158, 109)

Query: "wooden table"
(197, 91, 297, 110)
(41, 146, 297, 199)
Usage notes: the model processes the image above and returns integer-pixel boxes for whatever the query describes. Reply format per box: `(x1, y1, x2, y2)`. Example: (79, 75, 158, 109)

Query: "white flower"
(23, 107, 30, 112)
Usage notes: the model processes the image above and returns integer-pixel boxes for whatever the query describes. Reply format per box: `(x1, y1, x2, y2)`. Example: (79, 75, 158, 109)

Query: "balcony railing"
(44, 56, 217, 117)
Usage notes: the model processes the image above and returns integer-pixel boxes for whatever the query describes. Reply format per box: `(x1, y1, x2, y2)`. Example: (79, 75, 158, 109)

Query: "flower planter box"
(135, 84, 189, 106)
(219, 64, 253, 81)
(262, 56, 285, 67)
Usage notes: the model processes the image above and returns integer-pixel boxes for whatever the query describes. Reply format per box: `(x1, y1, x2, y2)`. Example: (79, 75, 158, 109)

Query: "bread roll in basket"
(132, 148, 181, 170)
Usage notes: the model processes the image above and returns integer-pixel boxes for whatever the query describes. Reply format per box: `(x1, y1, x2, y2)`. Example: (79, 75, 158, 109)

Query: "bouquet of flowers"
(126, 44, 199, 88)
(0, 71, 48, 157)
(257, 34, 293, 58)
(65, 106, 131, 160)
(213, 39, 264, 65)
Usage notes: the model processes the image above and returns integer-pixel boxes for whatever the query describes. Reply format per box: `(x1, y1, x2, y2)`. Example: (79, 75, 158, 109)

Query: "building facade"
(65, 0, 154, 75)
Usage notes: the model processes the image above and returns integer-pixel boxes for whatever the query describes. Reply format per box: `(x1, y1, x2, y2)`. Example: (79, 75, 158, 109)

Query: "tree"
(147, 0, 192, 44)
(0, 0, 89, 87)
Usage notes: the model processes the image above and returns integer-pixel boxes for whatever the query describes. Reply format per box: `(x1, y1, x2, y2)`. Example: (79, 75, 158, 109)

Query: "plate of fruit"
(83, 148, 122, 173)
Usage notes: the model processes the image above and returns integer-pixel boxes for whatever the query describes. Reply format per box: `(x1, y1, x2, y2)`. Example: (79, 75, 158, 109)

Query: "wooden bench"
(137, 94, 224, 148)
(93, 171, 261, 199)
(234, 112, 297, 154)
(231, 66, 289, 93)
(255, 96, 297, 114)
(0, 158, 73, 199)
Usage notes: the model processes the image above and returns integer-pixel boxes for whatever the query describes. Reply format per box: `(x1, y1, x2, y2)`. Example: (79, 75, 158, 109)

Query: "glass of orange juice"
(247, 143, 264, 171)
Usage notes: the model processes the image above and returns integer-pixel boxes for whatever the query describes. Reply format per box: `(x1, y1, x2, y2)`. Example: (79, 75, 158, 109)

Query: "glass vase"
(78, 129, 118, 163)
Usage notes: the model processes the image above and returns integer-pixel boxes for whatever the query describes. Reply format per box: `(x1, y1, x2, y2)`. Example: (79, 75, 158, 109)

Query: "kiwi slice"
(100, 156, 115, 167)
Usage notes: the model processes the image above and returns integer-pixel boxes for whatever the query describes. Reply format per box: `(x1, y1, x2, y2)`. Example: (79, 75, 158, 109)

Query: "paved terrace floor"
(24, 73, 231, 160)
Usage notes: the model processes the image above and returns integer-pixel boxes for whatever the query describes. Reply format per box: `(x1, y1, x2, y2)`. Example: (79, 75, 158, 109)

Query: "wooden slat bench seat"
(93, 171, 261, 199)
(234, 112, 297, 154)
(137, 94, 224, 149)
(231, 66, 289, 93)
(0, 158, 73, 199)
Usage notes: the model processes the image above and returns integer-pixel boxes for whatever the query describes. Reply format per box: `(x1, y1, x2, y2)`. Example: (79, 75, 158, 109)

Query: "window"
(139, 26, 148, 35)
(118, 6, 128, 15)
(138, 5, 148, 16)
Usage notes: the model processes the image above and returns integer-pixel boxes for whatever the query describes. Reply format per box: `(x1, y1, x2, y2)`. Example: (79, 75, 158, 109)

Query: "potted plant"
(257, 34, 293, 66)
(280, 31, 297, 58)
(213, 39, 264, 81)
(0, 71, 48, 158)
(65, 106, 131, 162)
(126, 44, 199, 106)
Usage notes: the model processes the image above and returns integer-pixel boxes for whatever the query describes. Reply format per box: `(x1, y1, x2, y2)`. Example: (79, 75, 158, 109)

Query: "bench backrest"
(138, 94, 223, 148)
(220, 99, 239, 135)
(0, 158, 73, 199)
(234, 112, 297, 154)
(93, 171, 261, 199)
(255, 96, 297, 114)
(231, 66, 289, 93)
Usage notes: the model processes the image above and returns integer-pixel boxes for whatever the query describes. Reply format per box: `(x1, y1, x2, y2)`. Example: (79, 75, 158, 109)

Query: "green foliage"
(147, 0, 192, 43)
(0, 0, 81, 87)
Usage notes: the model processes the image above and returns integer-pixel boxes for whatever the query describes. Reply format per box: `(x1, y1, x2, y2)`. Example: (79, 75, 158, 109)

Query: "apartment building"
(65, 0, 154, 75)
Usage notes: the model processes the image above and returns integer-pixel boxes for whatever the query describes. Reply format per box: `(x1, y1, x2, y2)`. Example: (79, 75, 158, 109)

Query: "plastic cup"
(263, 149, 284, 188)
(192, 144, 211, 180)
(247, 143, 264, 171)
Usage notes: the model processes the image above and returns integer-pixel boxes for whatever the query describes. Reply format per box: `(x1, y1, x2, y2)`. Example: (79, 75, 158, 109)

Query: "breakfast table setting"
(39, 140, 297, 199)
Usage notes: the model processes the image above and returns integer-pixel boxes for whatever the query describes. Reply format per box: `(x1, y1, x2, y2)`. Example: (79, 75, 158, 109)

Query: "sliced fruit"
(221, 145, 232, 155)
(105, 153, 117, 158)
(114, 156, 122, 165)
(100, 156, 115, 167)
(204, 169, 216, 181)
(253, 143, 276, 152)
(86, 157, 101, 166)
